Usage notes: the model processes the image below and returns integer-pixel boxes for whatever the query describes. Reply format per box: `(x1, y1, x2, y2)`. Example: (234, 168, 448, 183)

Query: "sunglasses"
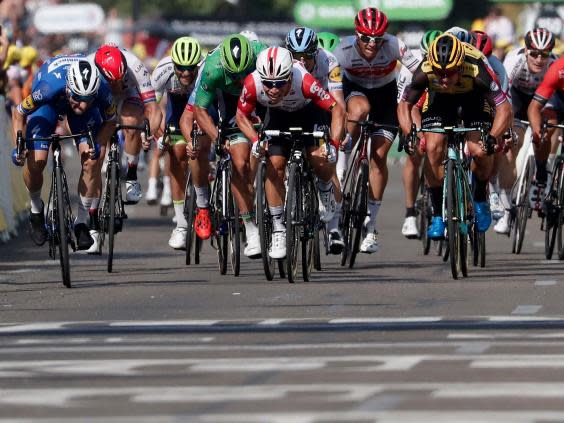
(262, 79, 290, 89)
(291, 51, 316, 60)
(432, 67, 460, 78)
(174, 64, 197, 73)
(357, 32, 384, 44)
(70, 92, 95, 103)
(528, 50, 550, 59)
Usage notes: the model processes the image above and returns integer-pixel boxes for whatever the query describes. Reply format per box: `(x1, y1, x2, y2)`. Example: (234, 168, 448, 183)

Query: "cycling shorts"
(421, 91, 493, 131)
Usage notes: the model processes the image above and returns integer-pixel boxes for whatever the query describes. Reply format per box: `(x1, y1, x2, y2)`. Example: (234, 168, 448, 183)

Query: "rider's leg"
(345, 95, 370, 145)
(265, 148, 288, 259)
(365, 136, 392, 233)
(120, 99, 146, 203)
(146, 143, 161, 204)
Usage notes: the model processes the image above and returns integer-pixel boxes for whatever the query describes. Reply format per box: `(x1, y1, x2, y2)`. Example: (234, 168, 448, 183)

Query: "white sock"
(317, 179, 332, 192)
(243, 220, 258, 235)
(148, 177, 158, 191)
(173, 200, 188, 228)
(327, 201, 342, 232)
(366, 199, 381, 232)
(76, 196, 94, 225)
(269, 205, 285, 232)
(499, 188, 511, 211)
(548, 153, 556, 173)
(194, 185, 209, 208)
(162, 176, 171, 195)
(124, 152, 139, 167)
(28, 189, 43, 214)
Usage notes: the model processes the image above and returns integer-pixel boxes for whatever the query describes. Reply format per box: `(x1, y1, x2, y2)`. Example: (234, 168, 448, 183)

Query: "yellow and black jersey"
(404, 43, 507, 107)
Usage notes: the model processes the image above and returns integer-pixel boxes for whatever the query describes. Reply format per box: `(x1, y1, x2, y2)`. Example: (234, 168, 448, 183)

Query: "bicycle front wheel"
(348, 161, 368, 269)
(546, 161, 563, 259)
(419, 182, 431, 255)
(446, 159, 465, 280)
(301, 175, 317, 282)
(256, 160, 276, 281)
(286, 162, 301, 283)
(184, 172, 197, 266)
(107, 161, 118, 273)
(513, 155, 534, 254)
(229, 195, 241, 276)
(55, 167, 71, 288)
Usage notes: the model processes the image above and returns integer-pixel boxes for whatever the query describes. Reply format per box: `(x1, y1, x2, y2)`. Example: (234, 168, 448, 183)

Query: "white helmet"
(256, 47, 293, 81)
(67, 60, 100, 98)
(239, 30, 259, 42)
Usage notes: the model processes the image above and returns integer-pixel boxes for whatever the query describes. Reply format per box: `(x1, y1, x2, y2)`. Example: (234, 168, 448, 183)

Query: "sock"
(162, 176, 171, 194)
(317, 179, 332, 192)
(473, 178, 488, 202)
(147, 177, 158, 192)
(28, 189, 43, 214)
(327, 200, 342, 232)
(241, 211, 258, 235)
(405, 207, 416, 218)
(499, 188, 511, 211)
(366, 199, 381, 232)
(194, 185, 209, 209)
(430, 186, 443, 217)
(548, 154, 556, 174)
(124, 153, 139, 180)
(173, 200, 188, 228)
(269, 205, 285, 232)
(76, 196, 94, 225)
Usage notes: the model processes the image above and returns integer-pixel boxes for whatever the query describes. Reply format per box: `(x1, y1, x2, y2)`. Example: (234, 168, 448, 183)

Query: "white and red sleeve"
(301, 72, 336, 112)
(237, 74, 258, 116)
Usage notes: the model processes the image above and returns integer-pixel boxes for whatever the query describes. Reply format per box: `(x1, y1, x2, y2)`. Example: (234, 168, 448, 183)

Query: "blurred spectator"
(484, 6, 514, 60)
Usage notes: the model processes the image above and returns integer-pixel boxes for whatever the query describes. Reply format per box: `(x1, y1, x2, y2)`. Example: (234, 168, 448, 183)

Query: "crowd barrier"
(0, 96, 28, 242)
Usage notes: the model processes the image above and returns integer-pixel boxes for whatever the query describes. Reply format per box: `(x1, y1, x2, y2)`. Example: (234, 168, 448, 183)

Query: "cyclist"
(286, 26, 345, 252)
(183, 34, 267, 258)
(495, 28, 557, 233)
(317, 32, 340, 53)
(236, 47, 345, 259)
(11, 56, 116, 251)
(239, 30, 259, 42)
(92, 44, 163, 205)
(151, 37, 202, 250)
(333, 7, 421, 254)
(397, 29, 441, 239)
(398, 34, 512, 239)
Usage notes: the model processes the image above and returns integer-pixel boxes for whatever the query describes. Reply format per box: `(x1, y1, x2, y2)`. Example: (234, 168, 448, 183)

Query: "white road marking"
(329, 317, 442, 324)
(511, 305, 542, 315)
(535, 279, 557, 286)
(258, 319, 286, 325)
(109, 320, 219, 327)
(0, 322, 68, 334)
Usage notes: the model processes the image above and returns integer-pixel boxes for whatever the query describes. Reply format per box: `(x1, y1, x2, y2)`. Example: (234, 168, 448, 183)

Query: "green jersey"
(194, 41, 267, 109)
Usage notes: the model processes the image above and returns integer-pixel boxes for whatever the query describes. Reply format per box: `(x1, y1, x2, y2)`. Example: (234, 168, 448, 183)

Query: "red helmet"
(471, 30, 493, 57)
(94, 44, 127, 81)
(355, 7, 388, 36)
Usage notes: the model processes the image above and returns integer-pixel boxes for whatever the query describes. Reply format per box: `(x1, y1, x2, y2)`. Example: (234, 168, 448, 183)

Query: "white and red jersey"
(534, 57, 564, 105)
(88, 48, 156, 104)
(503, 47, 557, 96)
(310, 48, 343, 93)
(334, 34, 420, 89)
(238, 62, 336, 115)
(396, 50, 423, 102)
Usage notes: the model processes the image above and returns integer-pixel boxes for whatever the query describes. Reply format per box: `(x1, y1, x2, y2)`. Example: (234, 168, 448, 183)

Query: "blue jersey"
(17, 54, 116, 121)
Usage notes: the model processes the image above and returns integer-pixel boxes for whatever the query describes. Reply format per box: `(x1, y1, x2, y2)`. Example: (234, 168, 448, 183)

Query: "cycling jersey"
(488, 55, 509, 96)
(17, 54, 115, 120)
(88, 48, 156, 105)
(404, 43, 507, 107)
(396, 50, 423, 102)
(504, 47, 557, 97)
(533, 57, 564, 105)
(310, 48, 343, 93)
(334, 34, 420, 89)
(238, 62, 336, 115)
(151, 56, 199, 102)
(193, 41, 268, 110)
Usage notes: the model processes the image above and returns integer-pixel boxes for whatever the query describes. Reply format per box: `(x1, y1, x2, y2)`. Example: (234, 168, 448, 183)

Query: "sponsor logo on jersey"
(310, 81, 331, 101)
(21, 95, 35, 112)
(490, 80, 499, 91)
(329, 67, 342, 82)
(32, 90, 43, 102)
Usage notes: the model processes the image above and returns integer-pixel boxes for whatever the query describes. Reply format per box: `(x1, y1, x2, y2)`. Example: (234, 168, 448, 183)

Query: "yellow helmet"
(19, 46, 38, 68)
(428, 33, 465, 72)
(4, 45, 21, 69)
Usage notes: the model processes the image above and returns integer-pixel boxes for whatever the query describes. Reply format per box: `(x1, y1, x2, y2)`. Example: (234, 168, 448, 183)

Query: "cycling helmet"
(420, 30, 443, 54)
(447, 27, 475, 44)
(525, 28, 555, 51)
(94, 44, 127, 81)
(355, 7, 388, 36)
(286, 27, 318, 55)
(239, 30, 259, 42)
(220, 34, 254, 74)
(317, 32, 340, 52)
(429, 34, 465, 71)
(171, 37, 201, 67)
(67, 60, 100, 97)
(256, 47, 293, 81)
(471, 30, 493, 57)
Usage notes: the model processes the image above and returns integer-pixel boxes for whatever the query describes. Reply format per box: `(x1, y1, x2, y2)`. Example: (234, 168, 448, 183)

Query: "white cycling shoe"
(168, 227, 187, 250)
(86, 230, 101, 255)
(360, 230, 380, 254)
(401, 216, 419, 239)
(489, 191, 505, 220)
(244, 229, 261, 258)
(493, 211, 510, 234)
(269, 231, 286, 259)
(126, 180, 143, 204)
(145, 182, 158, 205)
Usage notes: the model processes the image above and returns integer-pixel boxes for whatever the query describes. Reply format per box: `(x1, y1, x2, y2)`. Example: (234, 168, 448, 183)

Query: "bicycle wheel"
(512, 156, 534, 254)
(545, 161, 563, 259)
(184, 176, 197, 266)
(313, 226, 322, 271)
(446, 159, 462, 279)
(256, 160, 275, 281)
(472, 224, 486, 268)
(419, 183, 431, 255)
(213, 173, 228, 275)
(348, 161, 369, 269)
(339, 190, 351, 267)
(301, 176, 317, 282)
(107, 160, 118, 273)
(55, 167, 71, 288)
(229, 194, 241, 276)
(286, 162, 301, 283)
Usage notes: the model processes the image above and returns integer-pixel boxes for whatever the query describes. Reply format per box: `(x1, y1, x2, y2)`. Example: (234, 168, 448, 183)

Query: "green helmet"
(220, 34, 254, 74)
(317, 32, 340, 52)
(420, 30, 443, 54)
(171, 37, 202, 67)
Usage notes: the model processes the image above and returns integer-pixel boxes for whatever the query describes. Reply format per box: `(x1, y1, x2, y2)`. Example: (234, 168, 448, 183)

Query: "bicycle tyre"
(419, 183, 431, 255)
(286, 162, 301, 283)
(55, 166, 71, 288)
(184, 178, 197, 266)
(513, 156, 534, 254)
(256, 160, 275, 281)
(446, 159, 461, 279)
(545, 162, 563, 259)
(339, 190, 351, 267)
(301, 176, 316, 282)
(313, 226, 322, 271)
(107, 161, 118, 273)
(214, 174, 228, 275)
(348, 161, 369, 269)
(229, 195, 241, 276)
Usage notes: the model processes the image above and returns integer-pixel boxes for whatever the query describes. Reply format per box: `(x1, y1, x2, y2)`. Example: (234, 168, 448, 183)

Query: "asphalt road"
(2, 156, 564, 422)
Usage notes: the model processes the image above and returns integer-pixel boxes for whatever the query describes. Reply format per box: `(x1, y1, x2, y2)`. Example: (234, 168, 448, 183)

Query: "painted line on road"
(511, 305, 542, 315)
(535, 279, 557, 286)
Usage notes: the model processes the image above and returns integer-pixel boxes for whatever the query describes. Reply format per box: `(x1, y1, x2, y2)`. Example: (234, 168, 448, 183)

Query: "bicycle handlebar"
(264, 129, 324, 138)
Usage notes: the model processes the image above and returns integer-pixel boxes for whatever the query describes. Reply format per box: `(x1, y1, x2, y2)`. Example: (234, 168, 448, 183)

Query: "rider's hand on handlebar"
(186, 137, 199, 159)
(11, 147, 25, 166)
(482, 134, 497, 155)
(251, 140, 266, 158)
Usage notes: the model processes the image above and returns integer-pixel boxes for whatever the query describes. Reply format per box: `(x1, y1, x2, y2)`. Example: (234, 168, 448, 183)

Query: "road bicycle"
(183, 122, 203, 266)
